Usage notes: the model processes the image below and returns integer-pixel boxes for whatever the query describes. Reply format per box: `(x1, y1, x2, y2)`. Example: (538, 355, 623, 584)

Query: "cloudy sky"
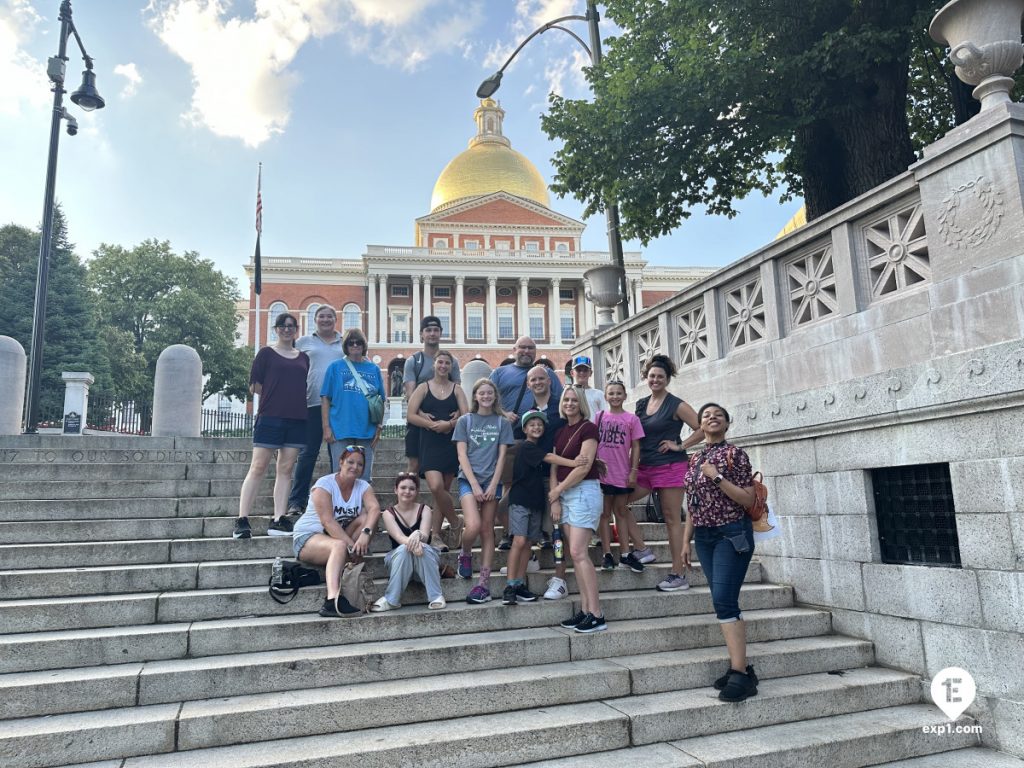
(0, 0, 802, 290)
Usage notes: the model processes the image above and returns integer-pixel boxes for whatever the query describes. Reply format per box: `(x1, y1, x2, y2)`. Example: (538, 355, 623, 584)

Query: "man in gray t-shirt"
(403, 315, 462, 472)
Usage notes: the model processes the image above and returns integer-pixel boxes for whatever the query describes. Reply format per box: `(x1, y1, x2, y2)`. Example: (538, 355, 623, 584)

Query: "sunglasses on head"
(343, 445, 366, 454)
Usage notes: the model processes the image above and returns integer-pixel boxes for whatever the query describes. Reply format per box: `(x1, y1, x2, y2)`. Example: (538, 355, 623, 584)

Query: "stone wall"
(573, 102, 1024, 755)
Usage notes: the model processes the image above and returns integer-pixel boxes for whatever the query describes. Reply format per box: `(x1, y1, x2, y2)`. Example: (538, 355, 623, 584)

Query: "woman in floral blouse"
(682, 403, 757, 703)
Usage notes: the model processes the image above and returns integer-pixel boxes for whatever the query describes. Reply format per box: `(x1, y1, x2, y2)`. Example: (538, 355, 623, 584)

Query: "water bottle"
(552, 526, 564, 564)
(271, 556, 284, 588)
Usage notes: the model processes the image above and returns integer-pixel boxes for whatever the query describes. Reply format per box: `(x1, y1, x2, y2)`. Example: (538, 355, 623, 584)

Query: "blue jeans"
(328, 438, 374, 482)
(693, 518, 755, 623)
(383, 544, 443, 605)
(287, 406, 324, 511)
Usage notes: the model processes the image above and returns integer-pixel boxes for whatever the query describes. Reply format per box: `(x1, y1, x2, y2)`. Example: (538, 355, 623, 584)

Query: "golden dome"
(430, 99, 551, 212)
(775, 204, 807, 239)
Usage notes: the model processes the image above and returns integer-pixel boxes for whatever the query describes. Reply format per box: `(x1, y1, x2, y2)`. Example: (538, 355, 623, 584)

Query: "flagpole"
(252, 162, 263, 414)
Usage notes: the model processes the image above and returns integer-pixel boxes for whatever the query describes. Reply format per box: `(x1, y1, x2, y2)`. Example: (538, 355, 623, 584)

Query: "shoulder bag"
(344, 358, 385, 425)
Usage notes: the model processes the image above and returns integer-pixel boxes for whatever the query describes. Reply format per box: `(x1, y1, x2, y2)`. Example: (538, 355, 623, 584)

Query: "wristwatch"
(713, 474, 724, 485)
(361, 527, 372, 536)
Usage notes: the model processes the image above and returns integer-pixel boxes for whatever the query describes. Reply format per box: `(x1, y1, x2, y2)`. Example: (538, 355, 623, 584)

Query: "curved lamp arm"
(477, 14, 591, 98)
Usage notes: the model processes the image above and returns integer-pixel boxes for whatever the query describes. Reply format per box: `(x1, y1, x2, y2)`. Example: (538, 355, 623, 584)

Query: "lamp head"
(70, 69, 105, 111)
(476, 71, 503, 99)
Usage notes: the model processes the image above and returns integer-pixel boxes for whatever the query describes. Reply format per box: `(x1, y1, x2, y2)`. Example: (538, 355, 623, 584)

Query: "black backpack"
(269, 560, 323, 604)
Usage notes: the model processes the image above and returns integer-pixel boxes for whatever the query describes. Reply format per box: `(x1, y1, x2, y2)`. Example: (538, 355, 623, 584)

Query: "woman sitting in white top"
(292, 445, 381, 617)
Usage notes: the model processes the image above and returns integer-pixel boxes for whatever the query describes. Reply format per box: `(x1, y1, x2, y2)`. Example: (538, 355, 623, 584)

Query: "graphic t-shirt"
(452, 412, 515, 487)
(293, 475, 370, 537)
(596, 410, 645, 488)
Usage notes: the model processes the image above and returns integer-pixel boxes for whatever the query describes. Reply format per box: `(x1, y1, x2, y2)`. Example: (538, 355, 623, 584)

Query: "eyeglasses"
(345, 339, 366, 347)
(276, 324, 298, 331)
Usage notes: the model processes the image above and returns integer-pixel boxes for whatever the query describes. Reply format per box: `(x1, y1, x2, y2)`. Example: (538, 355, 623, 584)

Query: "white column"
(60, 372, 94, 435)
(378, 274, 389, 344)
(577, 283, 588, 335)
(549, 278, 562, 345)
(367, 274, 378, 343)
(518, 277, 529, 339)
(422, 274, 432, 318)
(455, 275, 466, 345)
(487, 277, 498, 344)
(633, 277, 644, 312)
(412, 275, 421, 331)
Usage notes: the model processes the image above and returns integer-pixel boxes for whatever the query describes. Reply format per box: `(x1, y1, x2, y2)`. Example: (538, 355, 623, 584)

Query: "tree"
(539, 0, 994, 240)
(88, 240, 252, 401)
(0, 210, 112, 419)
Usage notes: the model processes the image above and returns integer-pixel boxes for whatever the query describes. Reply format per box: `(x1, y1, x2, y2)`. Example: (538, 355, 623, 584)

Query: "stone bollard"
(152, 344, 203, 437)
(61, 372, 94, 435)
(0, 336, 27, 435)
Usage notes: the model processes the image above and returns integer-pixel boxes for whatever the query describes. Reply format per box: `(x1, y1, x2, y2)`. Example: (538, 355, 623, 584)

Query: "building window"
(560, 307, 576, 341)
(431, 238, 449, 248)
(434, 305, 452, 338)
(342, 303, 361, 332)
(390, 310, 410, 344)
(497, 306, 515, 339)
(524, 241, 540, 252)
(267, 301, 287, 343)
(464, 240, 480, 250)
(467, 305, 484, 340)
(391, 284, 410, 298)
(529, 307, 545, 339)
(559, 287, 576, 301)
(306, 303, 320, 334)
(495, 241, 511, 251)
(433, 286, 451, 299)
(555, 242, 569, 252)
(872, 463, 960, 567)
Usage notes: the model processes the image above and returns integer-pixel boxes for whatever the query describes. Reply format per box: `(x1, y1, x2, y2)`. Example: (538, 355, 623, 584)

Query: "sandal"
(429, 597, 446, 610)
(370, 596, 399, 612)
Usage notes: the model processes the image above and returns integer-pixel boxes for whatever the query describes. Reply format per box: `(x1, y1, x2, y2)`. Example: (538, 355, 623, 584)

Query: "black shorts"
(405, 424, 421, 458)
(600, 483, 633, 496)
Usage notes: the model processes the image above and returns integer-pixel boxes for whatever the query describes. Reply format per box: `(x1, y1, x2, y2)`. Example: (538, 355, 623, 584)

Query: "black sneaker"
(560, 610, 587, 628)
(514, 583, 538, 602)
(601, 553, 616, 570)
(622, 552, 645, 573)
(718, 669, 758, 702)
(714, 664, 758, 691)
(232, 517, 252, 539)
(267, 516, 294, 536)
(539, 532, 552, 550)
(319, 595, 361, 618)
(497, 534, 512, 551)
(502, 585, 517, 605)
(574, 613, 608, 633)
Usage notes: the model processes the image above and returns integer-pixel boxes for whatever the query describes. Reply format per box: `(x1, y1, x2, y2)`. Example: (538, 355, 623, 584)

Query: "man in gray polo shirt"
(286, 305, 346, 515)
(403, 315, 462, 473)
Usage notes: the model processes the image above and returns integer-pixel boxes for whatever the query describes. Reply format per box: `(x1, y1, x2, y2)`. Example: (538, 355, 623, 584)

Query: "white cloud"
(0, 0, 49, 117)
(113, 62, 143, 99)
(148, 0, 484, 146)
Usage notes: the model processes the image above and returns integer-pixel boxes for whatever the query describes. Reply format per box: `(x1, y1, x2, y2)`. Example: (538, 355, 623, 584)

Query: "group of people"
(238, 315, 760, 701)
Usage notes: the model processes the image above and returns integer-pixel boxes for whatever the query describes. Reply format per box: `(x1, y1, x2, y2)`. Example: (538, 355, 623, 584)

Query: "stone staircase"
(0, 435, 1018, 768)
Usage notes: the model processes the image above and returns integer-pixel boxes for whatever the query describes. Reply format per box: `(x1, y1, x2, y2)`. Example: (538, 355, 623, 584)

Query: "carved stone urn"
(583, 265, 626, 328)
(930, 0, 1024, 111)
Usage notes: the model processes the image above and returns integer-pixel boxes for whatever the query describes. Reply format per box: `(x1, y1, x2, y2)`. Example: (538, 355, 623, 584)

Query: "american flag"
(254, 163, 262, 295)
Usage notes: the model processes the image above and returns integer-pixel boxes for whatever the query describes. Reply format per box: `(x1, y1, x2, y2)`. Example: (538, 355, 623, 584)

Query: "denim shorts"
(253, 416, 307, 450)
(293, 531, 318, 559)
(458, 478, 503, 500)
(559, 479, 602, 531)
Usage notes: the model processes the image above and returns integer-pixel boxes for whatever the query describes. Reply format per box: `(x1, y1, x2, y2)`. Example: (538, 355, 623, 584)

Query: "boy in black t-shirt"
(503, 410, 551, 605)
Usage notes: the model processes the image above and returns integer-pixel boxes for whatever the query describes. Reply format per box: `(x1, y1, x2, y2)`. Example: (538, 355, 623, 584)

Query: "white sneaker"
(543, 576, 568, 600)
(500, 555, 540, 575)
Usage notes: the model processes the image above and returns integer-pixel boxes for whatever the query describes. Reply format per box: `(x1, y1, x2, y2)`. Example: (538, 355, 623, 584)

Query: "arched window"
(306, 303, 321, 334)
(342, 302, 361, 332)
(267, 301, 287, 343)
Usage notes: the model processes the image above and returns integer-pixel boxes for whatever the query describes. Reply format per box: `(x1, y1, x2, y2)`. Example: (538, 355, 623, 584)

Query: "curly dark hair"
(642, 353, 676, 379)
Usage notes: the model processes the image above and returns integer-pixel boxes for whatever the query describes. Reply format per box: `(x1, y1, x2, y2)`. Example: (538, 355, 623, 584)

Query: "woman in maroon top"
(549, 387, 606, 633)
(683, 403, 758, 702)
(234, 312, 310, 540)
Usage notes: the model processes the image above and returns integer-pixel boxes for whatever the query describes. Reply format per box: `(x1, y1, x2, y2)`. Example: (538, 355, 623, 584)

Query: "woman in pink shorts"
(629, 354, 704, 592)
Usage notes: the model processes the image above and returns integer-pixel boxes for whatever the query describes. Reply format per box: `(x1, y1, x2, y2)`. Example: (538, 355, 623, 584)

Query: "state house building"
(244, 99, 712, 390)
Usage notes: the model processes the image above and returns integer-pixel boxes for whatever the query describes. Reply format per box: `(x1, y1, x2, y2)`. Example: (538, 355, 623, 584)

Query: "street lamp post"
(477, 0, 629, 323)
(24, 0, 106, 433)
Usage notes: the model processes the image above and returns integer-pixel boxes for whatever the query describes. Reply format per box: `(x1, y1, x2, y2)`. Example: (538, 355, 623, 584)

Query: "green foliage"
(88, 240, 252, 400)
(540, 0, 985, 240)
(0, 210, 111, 417)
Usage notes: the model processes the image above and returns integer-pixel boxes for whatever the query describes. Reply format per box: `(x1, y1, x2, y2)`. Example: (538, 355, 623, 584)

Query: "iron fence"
(87, 391, 154, 435)
(201, 409, 256, 437)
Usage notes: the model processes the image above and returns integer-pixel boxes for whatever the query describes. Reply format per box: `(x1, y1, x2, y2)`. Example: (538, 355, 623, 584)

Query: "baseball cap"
(421, 316, 442, 331)
(520, 409, 548, 430)
(572, 355, 593, 369)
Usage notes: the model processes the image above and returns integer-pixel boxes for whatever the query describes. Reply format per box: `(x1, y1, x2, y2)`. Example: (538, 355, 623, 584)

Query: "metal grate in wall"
(872, 463, 960, 567)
